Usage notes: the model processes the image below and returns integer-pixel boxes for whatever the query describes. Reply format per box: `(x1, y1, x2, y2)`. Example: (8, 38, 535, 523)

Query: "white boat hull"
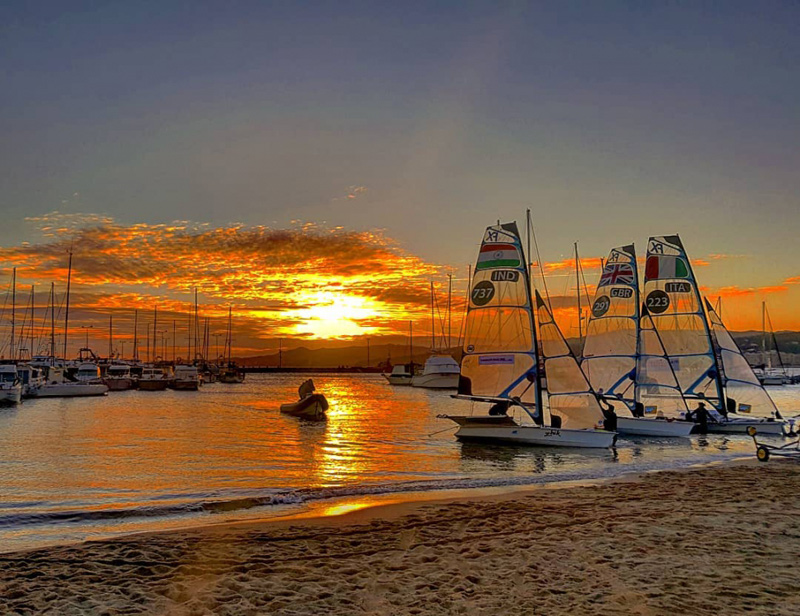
(411, 373, 459, 389)
(452, 421, 616, 448)
(705, 418, 786, 436)
(0, 386, 22, 404)
(33, 383, 109, 397)
(383, 374, 413, 386)
(616, 416, 694, 437)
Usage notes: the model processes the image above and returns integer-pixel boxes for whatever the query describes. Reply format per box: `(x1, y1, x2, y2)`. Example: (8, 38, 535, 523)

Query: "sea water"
(1, 374, 798, 553)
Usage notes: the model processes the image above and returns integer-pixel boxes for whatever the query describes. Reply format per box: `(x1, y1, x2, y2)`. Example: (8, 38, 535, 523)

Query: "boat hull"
(410, 373, 459, 389)
(170, 380, 199, 391)
(104, 378, 134, 391)
(280, 394, 329, 420)
(616, 416, 694, 437)
(33, 383, 108, 397)
(704, 418, 786, 435)
(383, 374, 412, 386)
(138, 380, 169, 391)
(0, 387, 22, 405)
(448, 417, 616, 448)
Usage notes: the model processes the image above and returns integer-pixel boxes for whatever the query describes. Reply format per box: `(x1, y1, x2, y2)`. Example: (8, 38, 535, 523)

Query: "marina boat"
(170, 365, 200, 391)
(582, 244, 694, 437)
(31, 364, 109, 397)
(280, 379, 328, 420)
(440, 220, 616, 448)
(138, 366, 170, 391)
(411, 355, 459, 389)
(218, 306, 245, 383)
(103, 364, 135, 391)
(16, 363, 46, 398)
(383, 363, 415, 385)
(0, 365, 23, 405)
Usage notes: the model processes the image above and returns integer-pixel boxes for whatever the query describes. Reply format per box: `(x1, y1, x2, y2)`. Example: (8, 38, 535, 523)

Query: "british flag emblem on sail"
(599, 263, 634, 287)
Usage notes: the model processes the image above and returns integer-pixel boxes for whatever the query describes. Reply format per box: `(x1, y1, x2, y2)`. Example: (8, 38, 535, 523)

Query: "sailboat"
(411, 282, 459, 389)
(218, 306, 245, 384)
(643, 235, 785, 435)
(440, 222, 615, 448)
(705, 299, 786, 435)
(757, 302, 789, 386)
(582, 245, 693, 436)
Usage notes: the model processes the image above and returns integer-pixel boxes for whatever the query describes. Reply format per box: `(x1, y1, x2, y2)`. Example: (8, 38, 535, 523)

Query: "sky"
(1, 1, 799, 358)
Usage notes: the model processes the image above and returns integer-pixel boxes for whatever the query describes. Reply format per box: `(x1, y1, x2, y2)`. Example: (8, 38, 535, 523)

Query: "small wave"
(0, 450, 743, 530)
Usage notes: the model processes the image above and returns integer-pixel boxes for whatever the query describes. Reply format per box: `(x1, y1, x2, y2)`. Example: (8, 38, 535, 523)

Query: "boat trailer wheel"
(756, 446, 770, 462)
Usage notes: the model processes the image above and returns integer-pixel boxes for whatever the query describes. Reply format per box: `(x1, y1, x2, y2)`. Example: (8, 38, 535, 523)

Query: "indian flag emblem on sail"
(645, 256, 689, 280)
(476, 243, 520, 270)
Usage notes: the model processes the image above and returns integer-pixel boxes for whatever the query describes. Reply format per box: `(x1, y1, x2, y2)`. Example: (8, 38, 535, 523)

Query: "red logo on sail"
(599, 263, 634, 287)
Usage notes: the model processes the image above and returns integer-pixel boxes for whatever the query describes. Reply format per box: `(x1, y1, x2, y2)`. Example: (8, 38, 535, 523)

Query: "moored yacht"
(383, 363, 415, 386)
(411, 355, 459, 389)
(139, 366, 170, 391)
(170, 365, 200, 391)
(103, 363, 135, 391)
(0, 364, 22, 405)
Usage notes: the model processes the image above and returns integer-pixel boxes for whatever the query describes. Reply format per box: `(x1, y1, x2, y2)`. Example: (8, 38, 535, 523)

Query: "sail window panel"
(460, 354, 537, 401)
(582, 356, 635, 396)
(583, 318, 637, 358)
(545, 356, 594, 394)
(549, 393, 603, 429)
(463, 307, 533, 353)
(724, 382, 778, 418)
(711, 324, 738, 353)
(670, 355, 715, 394)
(469, 270, 529, 309)
(636, 385, 688, 415)
(638, 356, 684, 388)
(538, 322, 570, 358)
(720, 350, 761, 386)
(651, 315, 712, 355)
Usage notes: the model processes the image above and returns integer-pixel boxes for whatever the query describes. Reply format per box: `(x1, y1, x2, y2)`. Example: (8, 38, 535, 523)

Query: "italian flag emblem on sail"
(477, 243, 521, 269)
(645, 256, 689, 279)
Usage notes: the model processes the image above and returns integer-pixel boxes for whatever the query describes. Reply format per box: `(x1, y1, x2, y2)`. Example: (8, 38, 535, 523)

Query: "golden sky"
(0, 212, 797, 360)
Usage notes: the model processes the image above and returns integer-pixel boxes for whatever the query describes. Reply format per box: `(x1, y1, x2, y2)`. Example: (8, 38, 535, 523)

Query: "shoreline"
(4, 458, 799, 614)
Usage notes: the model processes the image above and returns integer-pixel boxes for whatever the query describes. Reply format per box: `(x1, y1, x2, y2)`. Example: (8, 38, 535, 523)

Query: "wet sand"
(2, 461, 799, 615)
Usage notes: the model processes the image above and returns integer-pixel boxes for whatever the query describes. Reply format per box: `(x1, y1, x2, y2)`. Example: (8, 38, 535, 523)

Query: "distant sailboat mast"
(10, 267, 15, 360)
(63, 250, 72, 359)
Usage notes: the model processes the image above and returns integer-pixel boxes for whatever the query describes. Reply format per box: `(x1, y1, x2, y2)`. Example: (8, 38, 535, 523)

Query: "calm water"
(1, 374, 799, 553)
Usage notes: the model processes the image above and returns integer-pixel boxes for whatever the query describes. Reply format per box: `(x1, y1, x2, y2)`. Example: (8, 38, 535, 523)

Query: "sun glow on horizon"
(288, 291, 383, 339)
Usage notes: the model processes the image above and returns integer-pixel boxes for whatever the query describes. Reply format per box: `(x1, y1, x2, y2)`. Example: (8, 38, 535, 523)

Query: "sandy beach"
(2, 460, 799, 615)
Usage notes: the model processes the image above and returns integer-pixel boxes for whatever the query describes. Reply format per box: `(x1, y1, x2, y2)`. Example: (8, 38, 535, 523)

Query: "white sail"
(535, 290, 604, 429)
(458, 222, 539, 406)
(636, 306, 689, 416)
(581, 244, 638, 405)
(705, 299, 779, 418)
(644, 235, 723, 409)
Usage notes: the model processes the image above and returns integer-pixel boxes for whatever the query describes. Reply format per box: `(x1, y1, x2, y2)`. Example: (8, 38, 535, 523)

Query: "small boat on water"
(280, 379, 328, 420)
(383, 363, 415, 386)
(103, 363, 135, 391)
(138, 366, 170, 391)
(411, 355, 460, 389)
(0, 364, 22, 405)
(170, 365, 200, 391)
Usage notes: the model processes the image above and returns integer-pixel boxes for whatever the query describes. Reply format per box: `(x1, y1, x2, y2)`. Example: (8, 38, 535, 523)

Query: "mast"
(146, 323, 150, 363)
(762, 301, 769, 369)
(153, 305, 158, 362)
(63, 249, 72, 359)
(29, 285, 35, 360)
(574, 243, 581, 343)
(133, 309, 139, 361)
(172, 320, 176, 362)
(525, 210, 544, 415)
(194, 288, 199, 361)
(49, 283, 55, 358)
(447, 274, 452, 351)
(227, 305, 232, 365)
(10, 267, 15, 360)
(430, 281, 435, 351)
(409, 320, 413, 365)
(108, 314, 113, 359)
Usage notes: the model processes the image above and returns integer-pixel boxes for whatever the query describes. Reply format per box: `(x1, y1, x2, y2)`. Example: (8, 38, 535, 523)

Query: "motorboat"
(138, 366, 170, 391)
(280, 379, 328, 420)
(31, 364, 108, 397)
(170, 365, 200, 391)
(0, 364, 22, 405)
(383, 363, 414, 386)
(411, 355, 459, 389)
(104, 364, 135, 391)
(16, 363, 46, 398)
